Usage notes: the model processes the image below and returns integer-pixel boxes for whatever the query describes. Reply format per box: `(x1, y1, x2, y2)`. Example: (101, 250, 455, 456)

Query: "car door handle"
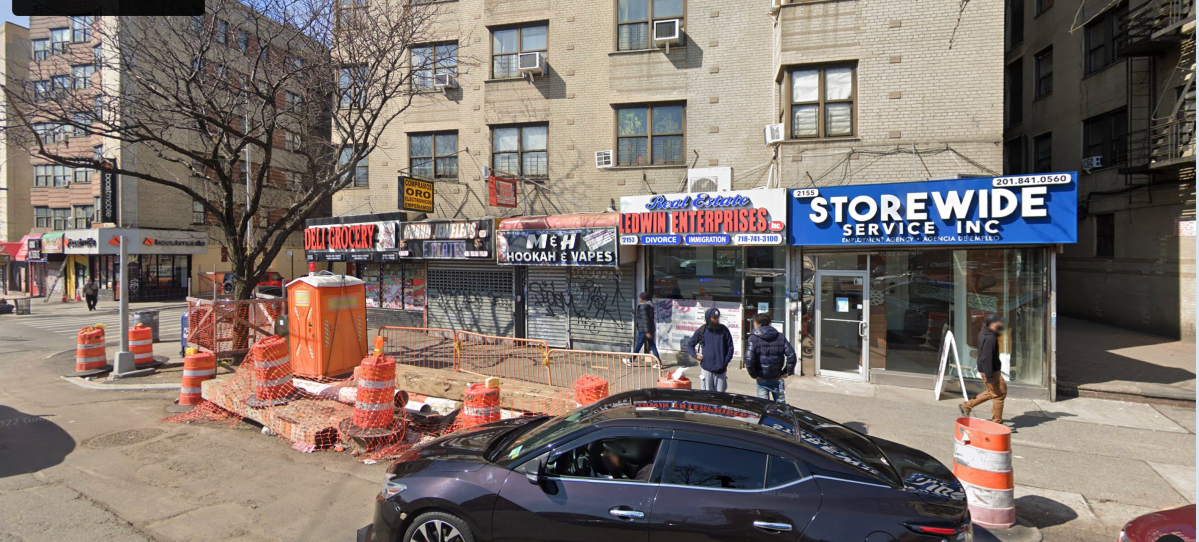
(753, 520, 793, 533)
(608, 507, 645, 520)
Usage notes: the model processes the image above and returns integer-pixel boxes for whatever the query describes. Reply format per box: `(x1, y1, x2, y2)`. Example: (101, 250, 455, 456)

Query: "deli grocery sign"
(303, 219, 398, 261)
(787, 173, 1079, 247)
(497, 227, 618, 267)
(618, 189, 787, 246)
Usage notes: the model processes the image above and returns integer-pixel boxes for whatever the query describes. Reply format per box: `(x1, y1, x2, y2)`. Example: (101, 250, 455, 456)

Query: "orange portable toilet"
(286, 273, 368, 378)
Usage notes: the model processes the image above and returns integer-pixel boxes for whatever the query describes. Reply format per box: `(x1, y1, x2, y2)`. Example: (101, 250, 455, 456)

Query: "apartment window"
(33, 39, 48, 61)
(284, 131, 301, 151)
(190, 16, 205, 33)
(1034, 47, 1052, 97)
(789, 65, 855, 139)
(52, 208, 70, 230)
(237, 30, 249, 53)
(285, 91, 303, 108)
(492, 125, 548, 177)
(71, 16, 93, 42)
(94, 196, 102, 222)
(34, 164, 69, 186)
(339, 147, 370, 187)
(618, 0, 684, 51)
(53, 164, 71, 187)
(216, 19, 228, 44)
(259, 39, 270, 63)
(93, 145, 103, 162)
(71, 112, 93, 137)
(492, 25, 547, 79)
(35, 123, 65, 144)
(93, 44, 102, 67)
(74, 206, 93, 229)
(72, 65, 95, 89)
(49, 28, 69, 55)
(34, 165, 50, 187)
(192, 200, 206, 225)
(1085, 5, 1126, 74)
(1006, 0, 1024, 49)
(35, 207, 51, 228)
(617, 104, 683, 165)
(410, 132, 458, 178)
(288, 55, 303, 71)
(74, 166, 92, 183)
(33, 81, 48, 102)
(1084, 108, 1127, 167)
(1095, 213, 1115, 258)
(1035, 0, 1053, 15)
(1005, 58, 1023, 127)
(50, 75, 70, 97)
(1033, 133, 1052, 173)
(412, 43, 458, 90)
(1004, 137, 1025, 175)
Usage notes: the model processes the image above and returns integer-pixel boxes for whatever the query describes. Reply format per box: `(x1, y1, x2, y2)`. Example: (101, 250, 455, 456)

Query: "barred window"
(492, 125, 548, 177)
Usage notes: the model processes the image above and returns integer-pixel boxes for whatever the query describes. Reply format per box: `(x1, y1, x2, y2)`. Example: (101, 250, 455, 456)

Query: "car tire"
(402, 511, 475, 542)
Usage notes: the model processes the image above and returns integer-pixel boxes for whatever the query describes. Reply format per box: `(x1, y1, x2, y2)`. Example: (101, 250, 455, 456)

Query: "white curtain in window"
(522, 126, 547, 151)
(791, 70, 819, 102)
(826, 103, 853, 136)
(493, 128, 519, 151)
(825, 67, 853, 100)
(792, 105, 817, 136)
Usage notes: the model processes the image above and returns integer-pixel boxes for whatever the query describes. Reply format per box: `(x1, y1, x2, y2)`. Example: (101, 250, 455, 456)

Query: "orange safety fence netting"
(186, 297, 284, 357)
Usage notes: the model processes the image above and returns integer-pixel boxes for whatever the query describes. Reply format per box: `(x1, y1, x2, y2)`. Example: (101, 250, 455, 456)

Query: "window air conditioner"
(595, 150, 613, 169)
(653, 19, 682, 48)
(686, 167, 732, 192)
(432, 73, 458, 90)
(1082, 156, 1103, 169)
(764, 123, 785, 145)
(517, 52, 544, 76)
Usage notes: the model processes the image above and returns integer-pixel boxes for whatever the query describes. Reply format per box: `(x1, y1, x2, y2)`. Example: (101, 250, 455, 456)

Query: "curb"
(1058, 382, 1195, 408)
(974, 521, 1042, 542)
(60, 375, 181, 391)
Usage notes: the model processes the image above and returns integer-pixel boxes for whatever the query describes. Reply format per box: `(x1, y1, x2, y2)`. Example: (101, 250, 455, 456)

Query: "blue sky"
(3, 10, 30, 29)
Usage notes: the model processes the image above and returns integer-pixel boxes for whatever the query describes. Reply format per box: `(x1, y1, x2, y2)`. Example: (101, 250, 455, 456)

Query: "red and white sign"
(489, 176, 518, 208)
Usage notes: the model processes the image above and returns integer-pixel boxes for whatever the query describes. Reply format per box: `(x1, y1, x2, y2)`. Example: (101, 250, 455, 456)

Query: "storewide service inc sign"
(787, 172, 1078, 246)
(618, 188, 787, 246)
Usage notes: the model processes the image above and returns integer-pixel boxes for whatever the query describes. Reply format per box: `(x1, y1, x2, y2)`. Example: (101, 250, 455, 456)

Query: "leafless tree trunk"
(2, 0, 446, 300)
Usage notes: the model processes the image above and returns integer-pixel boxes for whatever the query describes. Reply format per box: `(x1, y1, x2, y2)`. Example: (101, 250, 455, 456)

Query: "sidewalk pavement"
(1056, 316, 1195, 404)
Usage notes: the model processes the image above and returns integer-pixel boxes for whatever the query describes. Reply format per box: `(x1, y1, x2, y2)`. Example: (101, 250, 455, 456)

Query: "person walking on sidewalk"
(83, 279, 99, 312)
(684, 308, 734, 392)
(961, 314, 1008, 424)
(745, 313, 797, 403)
(629, 292, 661, 365)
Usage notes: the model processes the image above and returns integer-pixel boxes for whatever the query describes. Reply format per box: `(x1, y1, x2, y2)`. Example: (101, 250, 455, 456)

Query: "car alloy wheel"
(406, 512, 473, 542)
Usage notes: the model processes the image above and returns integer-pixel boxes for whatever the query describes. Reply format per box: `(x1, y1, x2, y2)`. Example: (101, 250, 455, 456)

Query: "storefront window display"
(359, 262, 426, 312)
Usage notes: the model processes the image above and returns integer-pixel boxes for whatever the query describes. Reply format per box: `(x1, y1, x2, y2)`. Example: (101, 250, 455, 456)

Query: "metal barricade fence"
(545, 350, 662, 395)
(456, 331, 551, 385)
(186, 297, 285, 358)
(376, 326, 458, 371)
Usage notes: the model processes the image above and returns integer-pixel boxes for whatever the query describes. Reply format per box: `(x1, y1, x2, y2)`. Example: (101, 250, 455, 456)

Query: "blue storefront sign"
(788, 173, 1078, 247)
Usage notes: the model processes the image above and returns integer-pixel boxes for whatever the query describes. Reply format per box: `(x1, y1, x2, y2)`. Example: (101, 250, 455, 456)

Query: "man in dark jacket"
(83, 279, 99, 311)
(961, 314, 1007, 423)
(745, 313, 797, 403)
(684, 308, 734, 392)
(630, 292, 660, 363)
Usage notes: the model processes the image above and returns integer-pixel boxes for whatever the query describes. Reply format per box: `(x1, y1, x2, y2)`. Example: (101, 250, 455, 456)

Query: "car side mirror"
(525, 456, 547, 485)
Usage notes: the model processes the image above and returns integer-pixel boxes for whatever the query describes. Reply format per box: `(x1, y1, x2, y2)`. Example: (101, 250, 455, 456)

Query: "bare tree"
(2, 0, 443, 299)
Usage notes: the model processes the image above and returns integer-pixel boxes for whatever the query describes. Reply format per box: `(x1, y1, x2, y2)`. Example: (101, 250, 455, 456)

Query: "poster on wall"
(787, 172, 1079, 246)
(497, 227, 618, 266)
(365, 282, 381, 308)
(382, 276, 402, 309)
(405, 278, 426, 310)
(619, 189, 788, 247)
(653, 299, 744, 358)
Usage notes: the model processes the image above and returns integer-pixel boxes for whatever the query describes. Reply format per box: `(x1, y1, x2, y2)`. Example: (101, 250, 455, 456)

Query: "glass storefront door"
(742, 269, 785, 362)
(816, 271, 869, 379)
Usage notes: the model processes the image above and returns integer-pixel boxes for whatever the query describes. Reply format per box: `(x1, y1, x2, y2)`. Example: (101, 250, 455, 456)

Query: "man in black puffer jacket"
(745, 313, 797, 403)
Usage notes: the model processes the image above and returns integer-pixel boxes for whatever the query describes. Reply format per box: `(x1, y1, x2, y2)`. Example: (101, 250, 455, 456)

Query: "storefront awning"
(498, 212, 620, 231)
(0, 242, 19, 265)
(14, 234, 40, 261)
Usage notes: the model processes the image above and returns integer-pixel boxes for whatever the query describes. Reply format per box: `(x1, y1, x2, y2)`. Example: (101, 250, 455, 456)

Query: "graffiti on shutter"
(568, 265, 635, 352)
(426, 262, 515, 336)
(525, 267, 571, 347)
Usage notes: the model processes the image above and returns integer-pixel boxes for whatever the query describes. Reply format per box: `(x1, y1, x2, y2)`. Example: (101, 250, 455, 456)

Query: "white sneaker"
(622, 358, 632, 366)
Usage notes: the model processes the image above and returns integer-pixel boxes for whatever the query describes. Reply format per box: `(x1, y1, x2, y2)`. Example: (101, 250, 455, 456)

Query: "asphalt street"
(0, 306, 1193, 541)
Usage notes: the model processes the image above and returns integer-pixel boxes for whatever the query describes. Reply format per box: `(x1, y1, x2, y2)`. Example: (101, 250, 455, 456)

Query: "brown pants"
(965, 371, 1007, 423)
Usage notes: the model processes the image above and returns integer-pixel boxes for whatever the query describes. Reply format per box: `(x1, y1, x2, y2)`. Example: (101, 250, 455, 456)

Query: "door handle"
(753, 520, 793, 533)
(859, 321, 867, 337)
(608, 507, 645, 520)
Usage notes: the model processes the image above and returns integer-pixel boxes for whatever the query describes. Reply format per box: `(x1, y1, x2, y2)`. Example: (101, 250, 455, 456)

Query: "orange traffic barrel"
(574, 375, 609, 407)
(460, 383, 501, 429)
(245, 336, 297, 408)
(341, 353, 403, 439)
(953, 417, 1015, 529)
(178, 349, 216, 407)
(657, 376, 692, 389)
(72, 325, 111, 377)
(129, 323, 159, 368)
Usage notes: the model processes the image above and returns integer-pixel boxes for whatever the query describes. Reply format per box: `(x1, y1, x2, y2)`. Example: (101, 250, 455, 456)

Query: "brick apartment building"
(1003, 0, 1196, 339)
(0, 23, 32, 293)
(3, 13, 317, 301)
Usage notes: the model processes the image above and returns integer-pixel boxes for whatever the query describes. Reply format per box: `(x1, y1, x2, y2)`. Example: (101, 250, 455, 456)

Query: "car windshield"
(789, 409, 900, 485)
(489, 403, 608, 466)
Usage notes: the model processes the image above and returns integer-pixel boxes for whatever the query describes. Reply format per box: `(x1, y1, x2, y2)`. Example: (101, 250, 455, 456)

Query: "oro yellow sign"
(400, 177, 435, 213)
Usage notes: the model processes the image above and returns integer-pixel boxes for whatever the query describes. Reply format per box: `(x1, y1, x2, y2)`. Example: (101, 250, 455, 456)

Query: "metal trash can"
(14, 298, 31, 315)
(133, 310, 160, 343)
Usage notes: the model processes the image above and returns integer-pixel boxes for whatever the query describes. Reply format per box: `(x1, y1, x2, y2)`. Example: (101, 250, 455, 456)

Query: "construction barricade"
(574, 375, 609, 406)
(456, 331, 550, 385)
(377, 326, 458, 371)
(186, 297, 284, 359)
(459, 382, 501, 429)
(245, 336, 298, 408)
(178, 349, 216, 407)
(546, 350, 662, 395)
(342, 351, 403, 439)
(130, 323, 159, 368)
(953, 417, 1015, 530)
(72, 324, 111, 377)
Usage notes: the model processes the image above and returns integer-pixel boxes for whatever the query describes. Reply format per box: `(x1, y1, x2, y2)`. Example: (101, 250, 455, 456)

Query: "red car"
(1120, 504, 1196, 542)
